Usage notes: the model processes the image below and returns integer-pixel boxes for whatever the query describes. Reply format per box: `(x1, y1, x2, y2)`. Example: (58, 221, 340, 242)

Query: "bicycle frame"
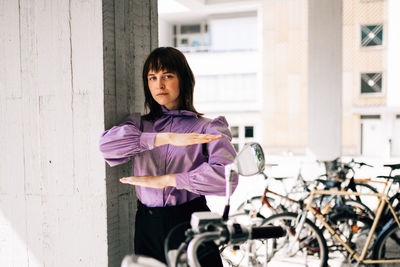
(261, 186, 301, 211)
(352, 178, 389, 213)
(261, 183, 358, 217)
(305, 180, 400, 264)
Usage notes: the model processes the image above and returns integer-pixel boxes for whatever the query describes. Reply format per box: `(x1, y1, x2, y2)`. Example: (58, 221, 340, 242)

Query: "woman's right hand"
(155, 132, 221, 147)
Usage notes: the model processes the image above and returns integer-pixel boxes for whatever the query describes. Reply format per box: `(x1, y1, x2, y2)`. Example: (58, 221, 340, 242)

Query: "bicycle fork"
(286, 210, 308, 256)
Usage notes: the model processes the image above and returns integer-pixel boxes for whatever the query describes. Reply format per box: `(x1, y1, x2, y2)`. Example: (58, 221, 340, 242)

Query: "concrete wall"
(103, 0, 158, 266)
(0, 0, 157, 266)
(308, 0, 342, 160)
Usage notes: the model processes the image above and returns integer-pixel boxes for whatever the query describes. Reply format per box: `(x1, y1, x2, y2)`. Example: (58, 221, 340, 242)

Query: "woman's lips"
(157, 93, 168, 96)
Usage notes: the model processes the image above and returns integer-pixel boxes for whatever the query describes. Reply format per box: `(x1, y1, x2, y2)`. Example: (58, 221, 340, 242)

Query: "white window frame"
(359, 72, 385, 97)
(359, 24, 384, 50)
(230, 125, 256, 152)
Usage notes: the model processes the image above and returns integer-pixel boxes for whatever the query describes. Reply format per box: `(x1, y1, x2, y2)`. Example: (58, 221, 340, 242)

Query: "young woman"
(99, 47, 238, 265)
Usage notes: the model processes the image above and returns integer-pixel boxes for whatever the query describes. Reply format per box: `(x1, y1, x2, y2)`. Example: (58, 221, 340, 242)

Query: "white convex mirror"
(235, 142, 265, 176)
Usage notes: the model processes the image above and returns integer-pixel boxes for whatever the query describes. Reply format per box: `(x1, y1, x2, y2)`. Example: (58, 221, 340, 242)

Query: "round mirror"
(235, 143, 265, 176)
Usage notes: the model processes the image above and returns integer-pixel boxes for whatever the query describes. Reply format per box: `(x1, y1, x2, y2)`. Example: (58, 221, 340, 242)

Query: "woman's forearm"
(120, 174, 176, 188)
(154, 132, 221, 147)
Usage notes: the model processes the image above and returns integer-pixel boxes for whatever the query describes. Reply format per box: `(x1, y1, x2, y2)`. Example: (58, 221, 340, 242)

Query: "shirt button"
(149, 210, 153, 215)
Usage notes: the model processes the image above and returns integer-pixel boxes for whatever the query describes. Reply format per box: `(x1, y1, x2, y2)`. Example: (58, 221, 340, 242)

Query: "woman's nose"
(158, 79, 165, 89)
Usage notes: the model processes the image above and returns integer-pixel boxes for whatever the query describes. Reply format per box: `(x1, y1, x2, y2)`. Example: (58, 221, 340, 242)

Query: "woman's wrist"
(166, 174, 176, 187)
(154, 132, 171, 147)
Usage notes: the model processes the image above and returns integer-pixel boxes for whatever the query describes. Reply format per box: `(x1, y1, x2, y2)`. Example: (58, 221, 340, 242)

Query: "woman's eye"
(148, 76, 156, 81)
(165, 75, 173, 79)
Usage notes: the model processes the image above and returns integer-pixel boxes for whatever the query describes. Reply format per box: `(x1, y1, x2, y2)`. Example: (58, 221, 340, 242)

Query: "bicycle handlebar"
(184, 222, 286, 267)
(251, 225, 287, 240)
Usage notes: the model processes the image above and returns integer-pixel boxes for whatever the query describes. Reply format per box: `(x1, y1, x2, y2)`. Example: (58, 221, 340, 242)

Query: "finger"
(120, 177, 140, 185)
(120, 177, 132, 184)
(196, 135, 221, 142)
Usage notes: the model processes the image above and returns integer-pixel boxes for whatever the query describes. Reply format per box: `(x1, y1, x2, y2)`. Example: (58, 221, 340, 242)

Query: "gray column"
(102, 0, 158, 266)
(308, 0, 342, 160)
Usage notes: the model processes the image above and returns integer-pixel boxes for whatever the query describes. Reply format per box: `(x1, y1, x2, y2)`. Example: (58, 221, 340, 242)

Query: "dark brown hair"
(142, 47, 202, 121)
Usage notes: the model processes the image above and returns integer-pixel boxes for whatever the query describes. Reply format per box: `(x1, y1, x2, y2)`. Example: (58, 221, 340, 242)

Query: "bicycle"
(222, 172, 372, 266)
(261, 175, 400, 266)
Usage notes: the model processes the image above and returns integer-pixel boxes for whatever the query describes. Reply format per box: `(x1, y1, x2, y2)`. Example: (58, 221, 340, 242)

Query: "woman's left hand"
(120, 174, 176, 189)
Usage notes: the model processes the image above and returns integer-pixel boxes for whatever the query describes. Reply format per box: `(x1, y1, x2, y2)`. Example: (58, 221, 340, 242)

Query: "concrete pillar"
(0, 1, 106, 266)
(0, 1, 157, 266)
(308, 0, 342, 160)
(103, 0, 158, 266)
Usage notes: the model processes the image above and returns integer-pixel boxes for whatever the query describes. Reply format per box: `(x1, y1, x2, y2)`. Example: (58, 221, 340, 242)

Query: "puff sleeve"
(174, 116, 239, 196)
(99, 113, 157, 167)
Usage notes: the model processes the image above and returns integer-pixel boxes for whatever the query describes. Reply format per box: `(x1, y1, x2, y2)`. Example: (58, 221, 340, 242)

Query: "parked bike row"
(223, 157, 400, 266)
(122, 145, 400, 267)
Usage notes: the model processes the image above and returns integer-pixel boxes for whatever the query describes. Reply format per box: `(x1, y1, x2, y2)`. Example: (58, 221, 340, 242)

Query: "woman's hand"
(119, 174, 176, 189)
(155, 132, 221, 147)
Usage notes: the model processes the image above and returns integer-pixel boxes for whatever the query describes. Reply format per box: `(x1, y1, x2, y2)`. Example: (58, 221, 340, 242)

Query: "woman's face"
(147, 69, 180, 110)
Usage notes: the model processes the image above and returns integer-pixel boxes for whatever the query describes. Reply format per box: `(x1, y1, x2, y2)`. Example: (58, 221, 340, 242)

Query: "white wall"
(186, 51, 262, 113)
(158, 17, 172, 46)
(210, 16, 258, 51)
(387, 0, 400, 107)
(0, 1, 105, 266)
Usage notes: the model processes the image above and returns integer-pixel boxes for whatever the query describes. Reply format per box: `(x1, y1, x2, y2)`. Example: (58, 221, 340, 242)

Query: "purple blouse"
(99, 106, 238, 207)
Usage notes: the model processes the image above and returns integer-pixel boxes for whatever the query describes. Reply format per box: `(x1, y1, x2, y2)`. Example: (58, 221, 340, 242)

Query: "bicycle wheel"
(373, 221, 400, 267)
(325, 211, 374, 261)
(235, 195, 279, 220)
(342, 198, 375, 219)
(261, 212, 328, 267)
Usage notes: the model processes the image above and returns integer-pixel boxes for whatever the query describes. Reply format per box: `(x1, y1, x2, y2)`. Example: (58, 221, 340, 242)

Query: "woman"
(99, 47, 238, 265)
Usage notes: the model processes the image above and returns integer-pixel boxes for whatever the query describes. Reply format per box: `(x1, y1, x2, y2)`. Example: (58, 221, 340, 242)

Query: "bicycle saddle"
(376, 175, 400, 183)
(383, 163, 400, 170)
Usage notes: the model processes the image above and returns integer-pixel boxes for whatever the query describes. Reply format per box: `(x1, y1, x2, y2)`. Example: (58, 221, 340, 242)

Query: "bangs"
(146, 51, 179, 74)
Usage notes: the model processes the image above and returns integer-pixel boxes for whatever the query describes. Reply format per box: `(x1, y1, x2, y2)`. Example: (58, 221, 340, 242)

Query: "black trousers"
(134, 196, 223, 266)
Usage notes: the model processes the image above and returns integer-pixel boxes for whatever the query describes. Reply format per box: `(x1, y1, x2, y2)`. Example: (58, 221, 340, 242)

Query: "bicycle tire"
(313, 192, 375, 219)
(342, 198, 375, 219)
(325, 211, 375, 261)
(235, 195, 280, 220)
(372, 221, 400, 267)
(261, 212, 328, 267)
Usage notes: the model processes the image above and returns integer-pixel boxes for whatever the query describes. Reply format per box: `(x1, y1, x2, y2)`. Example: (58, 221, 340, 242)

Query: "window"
(209, 16, 257, 51)
(173, 22, 209, 52)
(230, 125, 255, 152)
(361, 115, 381, 119)
(361, 25, 383, 47)
(230, 126, 239, 138)
(361, 73, 382, 94)
(245, 126, 254, 138)
(194, 73, 257, 103)
(181, 24, 201, 34)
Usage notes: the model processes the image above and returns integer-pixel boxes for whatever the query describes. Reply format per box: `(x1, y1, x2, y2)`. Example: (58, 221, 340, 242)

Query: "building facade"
(158, 0, 400, 158)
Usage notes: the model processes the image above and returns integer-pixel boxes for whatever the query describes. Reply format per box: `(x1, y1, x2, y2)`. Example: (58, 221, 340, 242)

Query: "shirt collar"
(161, 105, 198, 118)
(154, 106, 198, 131)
